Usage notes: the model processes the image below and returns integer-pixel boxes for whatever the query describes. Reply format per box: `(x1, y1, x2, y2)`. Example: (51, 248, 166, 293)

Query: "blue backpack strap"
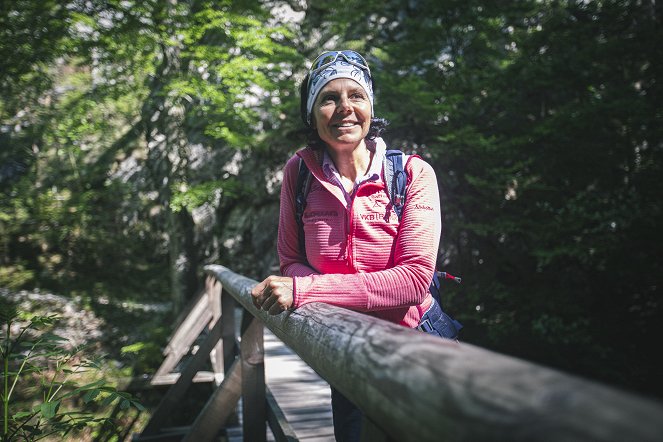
(383, 149, 407, 221)
(383, 151, 463, 336)
(295, 158, 312, 260)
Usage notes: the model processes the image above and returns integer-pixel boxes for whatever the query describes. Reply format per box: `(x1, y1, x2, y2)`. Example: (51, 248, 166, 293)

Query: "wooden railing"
(136, 264, 663, 441)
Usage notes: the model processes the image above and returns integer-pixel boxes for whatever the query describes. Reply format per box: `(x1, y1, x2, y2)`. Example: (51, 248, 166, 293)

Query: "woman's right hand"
(251, 275, 294, 315)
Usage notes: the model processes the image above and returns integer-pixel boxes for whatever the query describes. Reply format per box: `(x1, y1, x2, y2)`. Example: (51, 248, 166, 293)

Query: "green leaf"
(40, 400, 60, 419)
(101, 393, 118, 407)
(12, 410, 35, 419)
(83, 389, 100, 403)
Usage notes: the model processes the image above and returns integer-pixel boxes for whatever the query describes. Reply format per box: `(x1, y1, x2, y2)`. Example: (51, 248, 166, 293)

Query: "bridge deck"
(226, 328, 335, 441)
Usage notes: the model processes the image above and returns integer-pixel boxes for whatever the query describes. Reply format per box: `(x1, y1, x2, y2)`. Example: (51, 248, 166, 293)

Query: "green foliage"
(0, 0, 661, 403)
(0, 299, 143, 441)
(307, 0, 663, 396)
(0, 266, 34, 292)
(171, 179, 245, 213)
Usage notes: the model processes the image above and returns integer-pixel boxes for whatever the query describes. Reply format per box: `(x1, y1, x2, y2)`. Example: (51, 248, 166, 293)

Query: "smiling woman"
(251, 49, 448, 442)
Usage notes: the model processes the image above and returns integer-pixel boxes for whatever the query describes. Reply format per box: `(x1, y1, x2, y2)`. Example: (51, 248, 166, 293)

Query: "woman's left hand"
(251, 275, 294, 315)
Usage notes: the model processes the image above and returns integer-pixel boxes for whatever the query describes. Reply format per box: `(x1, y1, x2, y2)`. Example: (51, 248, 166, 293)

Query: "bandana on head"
(306, 61, 374, 126)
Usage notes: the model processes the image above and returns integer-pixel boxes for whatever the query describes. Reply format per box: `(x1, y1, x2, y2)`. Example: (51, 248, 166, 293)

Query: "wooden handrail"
(204, 264, 663, 442)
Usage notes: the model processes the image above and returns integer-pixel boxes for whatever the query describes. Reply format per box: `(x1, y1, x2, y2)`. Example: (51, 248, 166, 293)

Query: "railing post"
(221, 288, 238, 375)
(206, 276, 223, 382)
(240, 308, 266, 442)
(221, 288, 239, 427)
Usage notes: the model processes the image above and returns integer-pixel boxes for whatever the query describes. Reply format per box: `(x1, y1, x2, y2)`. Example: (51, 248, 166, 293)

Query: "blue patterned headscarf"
(305, 60, 374, 126)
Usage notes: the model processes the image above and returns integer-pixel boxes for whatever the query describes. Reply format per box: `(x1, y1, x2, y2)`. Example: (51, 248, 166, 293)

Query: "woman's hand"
(251, 275, 294, 315)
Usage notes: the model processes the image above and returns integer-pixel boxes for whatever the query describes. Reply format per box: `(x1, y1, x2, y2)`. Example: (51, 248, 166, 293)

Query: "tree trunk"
(142, 0, 195, 312)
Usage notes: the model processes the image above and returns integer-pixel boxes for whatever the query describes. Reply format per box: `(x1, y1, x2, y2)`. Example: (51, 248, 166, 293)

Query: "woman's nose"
(337, 96, 351, 113)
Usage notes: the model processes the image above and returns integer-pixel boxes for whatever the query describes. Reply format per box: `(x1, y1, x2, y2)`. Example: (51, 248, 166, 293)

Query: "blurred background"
(1, 0, 661, 406)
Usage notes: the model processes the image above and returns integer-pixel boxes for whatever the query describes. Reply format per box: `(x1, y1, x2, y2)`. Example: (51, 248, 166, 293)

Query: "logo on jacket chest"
(359, 193, 398, 223)
(359, 213, 384, 221)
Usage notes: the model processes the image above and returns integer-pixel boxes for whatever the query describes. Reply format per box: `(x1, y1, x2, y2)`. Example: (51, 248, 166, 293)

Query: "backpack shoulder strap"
(383, 149, 408, 221)
(295, 158, 312, 260)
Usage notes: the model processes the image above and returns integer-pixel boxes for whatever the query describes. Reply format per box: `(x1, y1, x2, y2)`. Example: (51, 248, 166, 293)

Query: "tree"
(1, 0, 661, 401)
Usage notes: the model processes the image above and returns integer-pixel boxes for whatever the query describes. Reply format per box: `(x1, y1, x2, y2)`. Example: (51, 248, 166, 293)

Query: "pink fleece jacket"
(277, 142, 442, 327)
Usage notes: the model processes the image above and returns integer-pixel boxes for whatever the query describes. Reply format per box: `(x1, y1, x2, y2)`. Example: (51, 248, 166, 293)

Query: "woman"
(251, 50, 444, 441)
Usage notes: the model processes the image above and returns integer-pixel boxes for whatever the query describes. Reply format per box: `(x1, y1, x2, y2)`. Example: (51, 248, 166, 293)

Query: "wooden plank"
(150, 371, 220, 386)
(221, 290, 240, 426)
(222, 290, 238, 374)
(140, 316, 223, 435)
(240, 308, 266, 442)
(161, 289, 209, 356)
(207, 275, 224, 379)
(116, 371, 219, 391)
(206, 264, 663, 442)
(266, 386, 299, 442)
(264, 329, 333, 442)
(223, 329, 334, 442)
(183, 359, 242, 442)
(154, 291, 212, 378)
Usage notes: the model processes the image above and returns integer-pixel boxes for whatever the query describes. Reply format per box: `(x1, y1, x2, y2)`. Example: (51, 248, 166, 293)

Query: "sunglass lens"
(313, 52, 339, 70)
(341, 50, 366, 66)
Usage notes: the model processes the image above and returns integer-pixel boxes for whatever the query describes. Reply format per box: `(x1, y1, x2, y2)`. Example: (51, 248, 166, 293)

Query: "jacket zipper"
(346, 202, 354, 270)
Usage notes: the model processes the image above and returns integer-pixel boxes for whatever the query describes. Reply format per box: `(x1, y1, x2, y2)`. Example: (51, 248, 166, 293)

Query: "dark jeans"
(331, 387, 363, 442)
(330, 303, 456, 441)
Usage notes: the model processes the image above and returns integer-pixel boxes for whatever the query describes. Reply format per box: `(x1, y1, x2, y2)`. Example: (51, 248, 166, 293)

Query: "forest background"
(1, 0, 662, 404)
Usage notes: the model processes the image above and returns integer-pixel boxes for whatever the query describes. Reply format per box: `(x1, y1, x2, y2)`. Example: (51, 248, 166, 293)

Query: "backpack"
(294, 149, 463, 339)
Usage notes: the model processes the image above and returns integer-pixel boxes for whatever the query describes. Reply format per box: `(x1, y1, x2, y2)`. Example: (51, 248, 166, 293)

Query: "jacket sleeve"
(292, 157, 441, 312)
(278, 154, 320, 279)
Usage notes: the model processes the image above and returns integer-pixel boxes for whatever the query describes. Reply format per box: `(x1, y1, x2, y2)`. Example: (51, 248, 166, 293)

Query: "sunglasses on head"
(308, 50, 371, 84)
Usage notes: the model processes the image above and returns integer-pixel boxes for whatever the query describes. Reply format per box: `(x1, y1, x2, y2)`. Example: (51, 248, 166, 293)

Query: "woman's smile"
(332, 119, 362, 131)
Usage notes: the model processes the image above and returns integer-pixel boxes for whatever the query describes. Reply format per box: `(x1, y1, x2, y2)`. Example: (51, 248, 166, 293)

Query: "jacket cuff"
(291, 276, 298, 309)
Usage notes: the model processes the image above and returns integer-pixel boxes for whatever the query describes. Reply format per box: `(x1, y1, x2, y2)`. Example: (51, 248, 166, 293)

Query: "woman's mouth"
(333, 121, 359, 128)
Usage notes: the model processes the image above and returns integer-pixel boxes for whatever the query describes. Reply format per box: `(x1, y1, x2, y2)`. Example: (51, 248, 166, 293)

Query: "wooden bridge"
(121, 264, 663, 441)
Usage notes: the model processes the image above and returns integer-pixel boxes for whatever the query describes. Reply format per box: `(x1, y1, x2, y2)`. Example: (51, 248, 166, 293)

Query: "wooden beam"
(206, 275, 224, 380)
(140, 315, 223, 435)
(149, 371, 219, 386)
(221, 290, 238, 375)
(205, 264, 663, 442)
(266, 386, 299, 442)
(162, 289, 210, 357)
(183, 359, 242, 442)
(154, 291, 212, 379)
(240, 308, 266, 442)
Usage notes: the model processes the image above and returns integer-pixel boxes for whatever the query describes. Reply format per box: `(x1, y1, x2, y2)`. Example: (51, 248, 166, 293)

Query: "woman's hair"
(299, 72, 389, 150)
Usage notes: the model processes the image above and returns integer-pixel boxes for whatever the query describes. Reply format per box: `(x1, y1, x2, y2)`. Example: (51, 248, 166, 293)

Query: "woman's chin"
(323, 132, 367, 149)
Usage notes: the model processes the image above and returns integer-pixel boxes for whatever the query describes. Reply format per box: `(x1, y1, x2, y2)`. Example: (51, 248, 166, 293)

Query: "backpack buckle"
(416, 319, 434, 333)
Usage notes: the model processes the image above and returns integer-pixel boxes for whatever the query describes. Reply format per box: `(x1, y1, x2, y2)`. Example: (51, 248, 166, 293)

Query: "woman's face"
(312, 78, 371, 151)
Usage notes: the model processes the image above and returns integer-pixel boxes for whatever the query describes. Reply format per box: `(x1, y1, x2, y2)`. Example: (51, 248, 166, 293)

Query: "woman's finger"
(268, 301, 285, 315)
(261, 294, 276, 312)
(251, 278, 268, 298)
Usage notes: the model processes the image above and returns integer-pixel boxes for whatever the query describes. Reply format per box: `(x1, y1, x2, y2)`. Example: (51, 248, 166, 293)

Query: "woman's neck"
(326, 140, 373, 184)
